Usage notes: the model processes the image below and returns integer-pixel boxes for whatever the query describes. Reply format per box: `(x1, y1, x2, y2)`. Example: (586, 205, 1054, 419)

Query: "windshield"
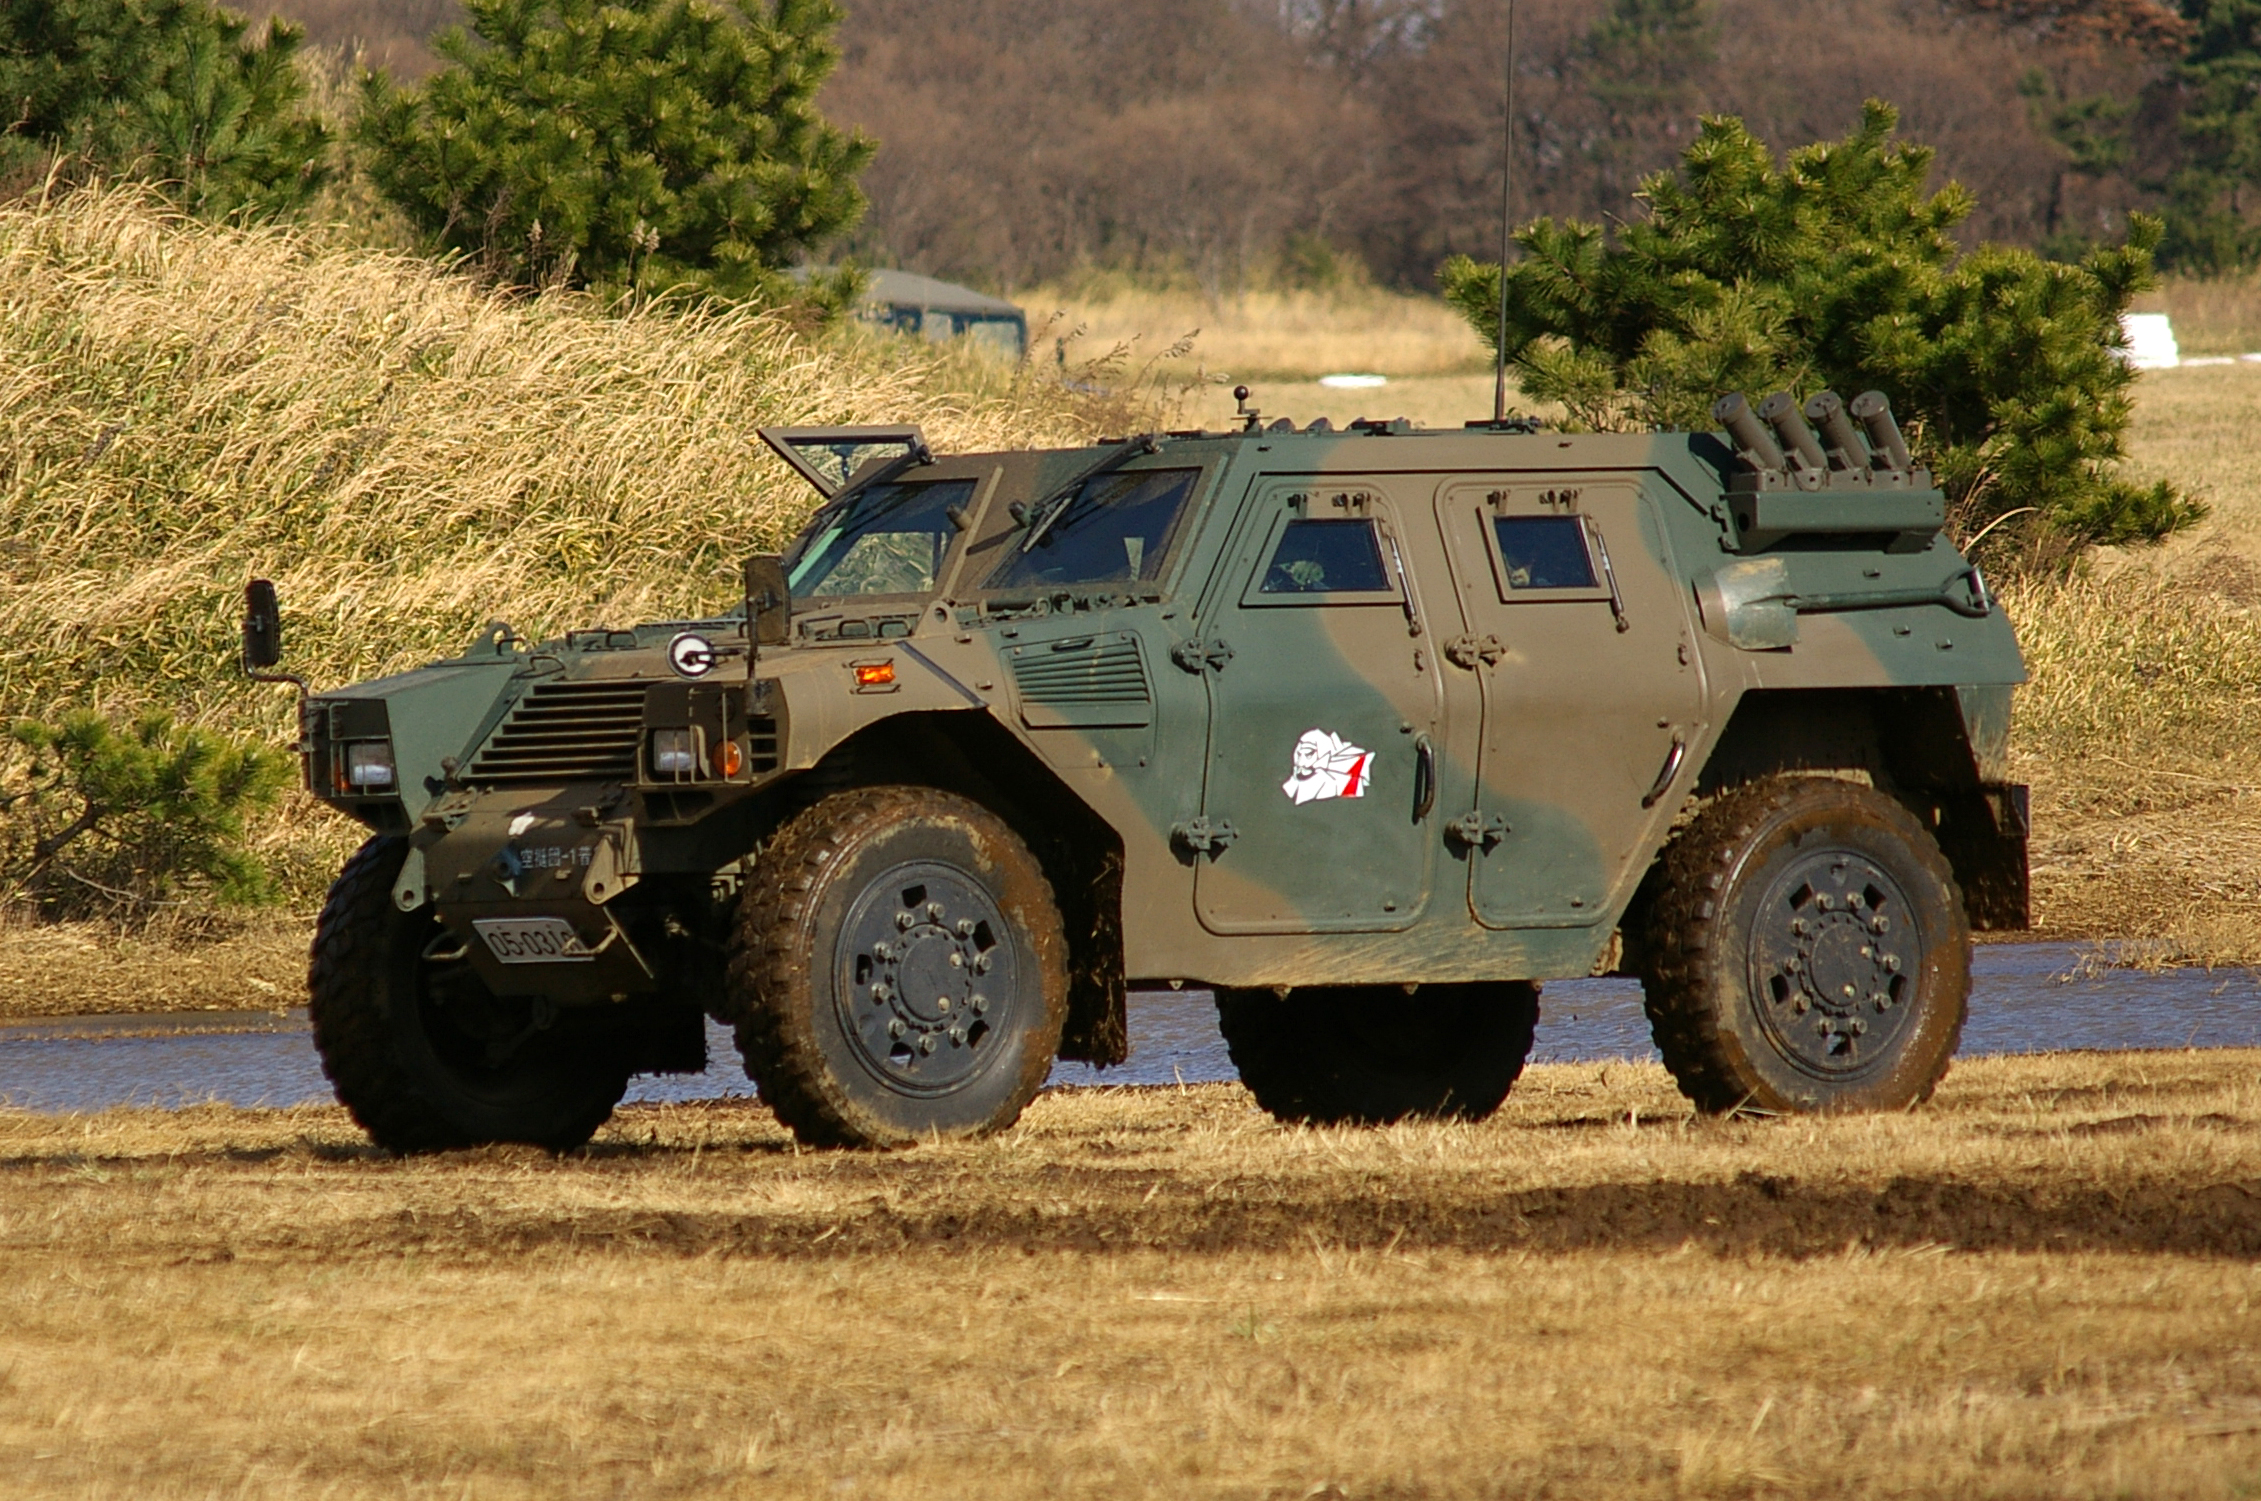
(788, 478, 976, 598)
(985, 468, 1200, 591)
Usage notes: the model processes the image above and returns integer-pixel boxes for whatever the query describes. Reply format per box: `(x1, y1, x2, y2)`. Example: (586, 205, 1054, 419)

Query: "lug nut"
(927, 902, 946, 921)
(1883, 954, 1902, 973)
(973, 954, 992, 975)
(1793, 996, 1809, 1015)
(1790, 919, 1808, 936)
(887, 1019, 906, 1039)
(949, 952, 964, 968)
(872, 983, 892, 1002)
(949, 1026, 966, 1044)
(970, 995, 988, 1014)
(1815, 895, 1833, 912)
(1872, 992, 1890, 1011)
(956, 919, 976, 937)
(919, 1035, 938, 1055)
(937, 996, 952, 1013)
(896, 912, 914, 930)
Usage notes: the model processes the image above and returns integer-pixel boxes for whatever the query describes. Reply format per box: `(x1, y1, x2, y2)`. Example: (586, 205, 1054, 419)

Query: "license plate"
(473, 917, 595, 964)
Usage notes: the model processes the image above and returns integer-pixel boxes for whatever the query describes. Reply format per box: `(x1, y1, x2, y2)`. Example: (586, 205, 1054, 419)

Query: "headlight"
(344, 739, 396, 791)
(650, 728, 697, 777)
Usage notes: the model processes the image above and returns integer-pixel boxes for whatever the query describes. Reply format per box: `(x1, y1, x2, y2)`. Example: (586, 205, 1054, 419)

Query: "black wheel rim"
(1746, 846, 1924, 1081)
(834, 859, 1019, 1097)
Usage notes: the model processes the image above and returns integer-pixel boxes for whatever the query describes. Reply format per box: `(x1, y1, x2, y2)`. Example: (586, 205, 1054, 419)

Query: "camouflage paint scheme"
(300, 421, 2028, 1066)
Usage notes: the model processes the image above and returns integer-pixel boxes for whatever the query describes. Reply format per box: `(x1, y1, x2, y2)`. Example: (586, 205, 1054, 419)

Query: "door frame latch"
(1444, 810, 1509, 851)
(1443, 634, 1507, 670)
(1170, 817, 1239, 857)
(1170, 637, 1236, 674)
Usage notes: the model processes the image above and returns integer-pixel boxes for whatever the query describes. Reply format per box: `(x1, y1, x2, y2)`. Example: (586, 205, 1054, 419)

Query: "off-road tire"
(308, 835, 632, 1154)
(725, 785, 1069, 1148)
(1216, 981, 1540, 1125)
(1638, 776, 1970, 1115)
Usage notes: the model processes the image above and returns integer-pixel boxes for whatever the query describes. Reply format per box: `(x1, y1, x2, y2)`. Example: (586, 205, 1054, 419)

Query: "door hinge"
(1443, 633, 1507, 670)
(1444, 810, 1509, 850)
(1171, 637, 1235, 674)
(1170, 817, 1239, 857)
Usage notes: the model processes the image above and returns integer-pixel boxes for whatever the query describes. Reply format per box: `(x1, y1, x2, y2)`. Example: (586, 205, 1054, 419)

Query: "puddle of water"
(2, 944, 2255, 1116)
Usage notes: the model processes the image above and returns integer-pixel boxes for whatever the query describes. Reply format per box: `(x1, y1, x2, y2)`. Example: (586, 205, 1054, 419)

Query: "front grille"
(470, 680, 646, 784)
(1012, 637, 1151, 706)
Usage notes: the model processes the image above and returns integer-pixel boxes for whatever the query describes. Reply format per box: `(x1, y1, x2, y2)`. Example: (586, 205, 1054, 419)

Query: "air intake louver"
(1010, 634, 1152, 727)
(470, 680, 647, 784)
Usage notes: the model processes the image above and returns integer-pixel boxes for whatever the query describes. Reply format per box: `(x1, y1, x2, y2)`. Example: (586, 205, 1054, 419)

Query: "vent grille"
(746, 716, 782, 774)
(470, 680, 646, 784)
(1013, 637, 1151, 706)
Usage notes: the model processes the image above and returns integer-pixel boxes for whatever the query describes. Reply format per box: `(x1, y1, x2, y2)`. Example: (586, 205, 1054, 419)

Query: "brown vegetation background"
(261, 0, 2174, 292)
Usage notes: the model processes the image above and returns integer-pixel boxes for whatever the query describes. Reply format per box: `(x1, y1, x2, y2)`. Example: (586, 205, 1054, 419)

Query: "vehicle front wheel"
(308, 835, 633, 1154)
(1638, 776, 1971, 1114)
(1216, 981, 1540, 1125)
(725, 786, 1070, 1148)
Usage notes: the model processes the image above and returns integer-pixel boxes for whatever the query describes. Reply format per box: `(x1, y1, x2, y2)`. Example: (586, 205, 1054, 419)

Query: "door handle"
(1641, 731, 1688, 808)
(1412, 734, 1437, 823)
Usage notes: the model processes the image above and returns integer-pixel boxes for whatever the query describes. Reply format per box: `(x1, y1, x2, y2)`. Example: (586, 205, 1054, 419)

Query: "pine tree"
(2159, 0, 2261, 271)
(1439, 101, 2200, 560)
(0, 0, 330, 218)
(357, 0, 873, 302)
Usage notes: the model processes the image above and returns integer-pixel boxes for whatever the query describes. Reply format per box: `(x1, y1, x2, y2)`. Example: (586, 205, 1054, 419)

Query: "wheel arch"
(793, 710, 1129, 1066)
(1633, 686, 2028, 942)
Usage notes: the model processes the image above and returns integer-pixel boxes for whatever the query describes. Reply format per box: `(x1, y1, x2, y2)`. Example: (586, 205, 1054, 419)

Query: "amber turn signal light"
(712, 738, 744, 778)
(853, 661, 895, 687)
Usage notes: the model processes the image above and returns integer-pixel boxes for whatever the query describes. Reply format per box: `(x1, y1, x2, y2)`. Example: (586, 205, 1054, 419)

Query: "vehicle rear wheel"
(726, 785, 1069, 1148)
(308, 835, 633, 1153)
(1638, 776, 1970, 1114)
(1216, 981, 1540, 1125)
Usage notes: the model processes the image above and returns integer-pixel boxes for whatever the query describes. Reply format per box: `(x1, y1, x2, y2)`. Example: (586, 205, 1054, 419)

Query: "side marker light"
(712, 738, 744, 778)
(853, 661, 896, 687)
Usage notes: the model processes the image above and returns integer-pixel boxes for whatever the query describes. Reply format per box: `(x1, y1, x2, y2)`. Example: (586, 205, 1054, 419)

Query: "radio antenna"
(1490, 0, 1517, 424)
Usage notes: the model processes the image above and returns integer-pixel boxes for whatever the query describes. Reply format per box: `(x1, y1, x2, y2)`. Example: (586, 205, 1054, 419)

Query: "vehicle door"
(1432, 477, 1707, 929)
(1192, 480, 1446, 934)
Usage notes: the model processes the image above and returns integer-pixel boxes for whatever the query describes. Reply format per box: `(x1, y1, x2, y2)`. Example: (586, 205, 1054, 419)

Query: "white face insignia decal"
(1282, 728, 1371, 804)
(508, 812, 539, 837)
(667, 631, 717, 678)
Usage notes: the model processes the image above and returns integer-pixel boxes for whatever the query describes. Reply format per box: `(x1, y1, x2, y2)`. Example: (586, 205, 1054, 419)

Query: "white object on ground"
(2120, 312, 2180, 369)
(1318, 373, 1389, 388)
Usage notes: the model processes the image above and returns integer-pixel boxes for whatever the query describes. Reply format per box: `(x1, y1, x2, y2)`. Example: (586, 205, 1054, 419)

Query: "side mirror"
(743, 555, 791, 647)
(243, 579, 282, 671)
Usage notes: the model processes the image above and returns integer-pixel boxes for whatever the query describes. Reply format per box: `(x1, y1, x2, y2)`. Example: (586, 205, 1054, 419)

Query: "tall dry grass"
(0, 187, 1125, 735)
(1025, 275, 1488, 383)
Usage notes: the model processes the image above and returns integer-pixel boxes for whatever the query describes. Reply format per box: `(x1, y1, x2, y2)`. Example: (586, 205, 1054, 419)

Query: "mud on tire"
(308, 835, 632, 1154)
(1217, 981, 1540, 1126)
(724, 785, 1070, 1149)
(1638, 776, 1970, 1115)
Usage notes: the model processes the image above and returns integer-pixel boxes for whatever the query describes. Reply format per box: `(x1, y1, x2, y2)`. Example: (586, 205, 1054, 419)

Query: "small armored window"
(1493, 515, 1597, 591)
(1260, 519, 1391, 594)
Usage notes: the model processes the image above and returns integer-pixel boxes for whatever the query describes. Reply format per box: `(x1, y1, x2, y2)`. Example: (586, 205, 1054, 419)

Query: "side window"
(1239, 505, 1405, 608)
(984, 468, 1201, 591)
(1494, 515, 1597, 590)
(1261, 519, 1391, 594)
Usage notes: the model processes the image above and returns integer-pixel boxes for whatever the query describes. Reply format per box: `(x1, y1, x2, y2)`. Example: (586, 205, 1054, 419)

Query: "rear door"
(1433, 477, 1707, 929)
(1191, 479, 1446, 934)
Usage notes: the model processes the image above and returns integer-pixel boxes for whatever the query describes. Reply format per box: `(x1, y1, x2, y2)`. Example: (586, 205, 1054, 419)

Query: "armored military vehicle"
(247, 387, 2028, 1152)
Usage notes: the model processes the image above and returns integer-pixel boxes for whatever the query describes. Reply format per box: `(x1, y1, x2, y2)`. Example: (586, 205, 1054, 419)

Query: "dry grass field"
(3, 1053, 2261, 1498)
